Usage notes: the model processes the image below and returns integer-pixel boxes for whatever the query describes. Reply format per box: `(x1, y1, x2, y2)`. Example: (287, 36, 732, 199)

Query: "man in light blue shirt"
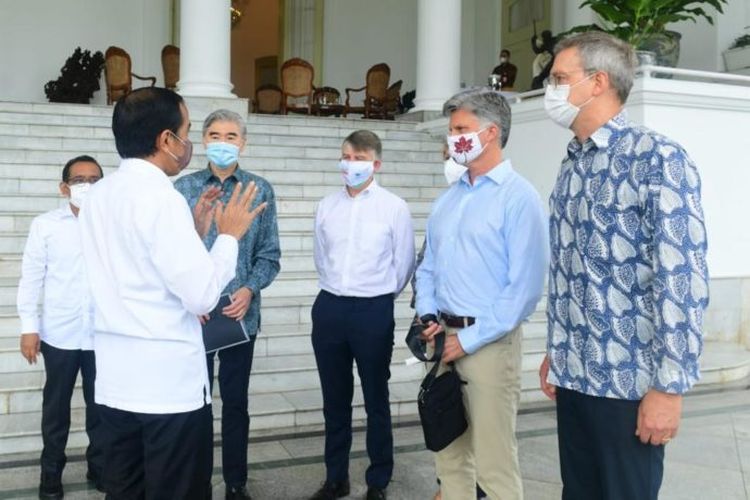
(416, 88, 548, 500)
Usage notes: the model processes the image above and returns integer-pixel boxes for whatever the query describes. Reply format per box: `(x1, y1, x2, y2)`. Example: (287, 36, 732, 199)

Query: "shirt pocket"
(587, 201, 642, 264)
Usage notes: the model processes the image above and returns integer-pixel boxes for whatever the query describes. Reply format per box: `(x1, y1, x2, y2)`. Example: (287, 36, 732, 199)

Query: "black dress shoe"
(366, 487, 387, 500)
(38, 473, 63, 500)
(86, 470, 105, 493)
(225, 485, 252, 500)
(309, 479, 350, 500)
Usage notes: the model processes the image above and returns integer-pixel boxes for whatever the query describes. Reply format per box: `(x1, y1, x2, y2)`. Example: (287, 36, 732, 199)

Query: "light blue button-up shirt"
(415, 160, 549, 354)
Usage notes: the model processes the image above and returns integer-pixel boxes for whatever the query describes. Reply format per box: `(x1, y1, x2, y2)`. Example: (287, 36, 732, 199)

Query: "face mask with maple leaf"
(446, 127, 487, 166)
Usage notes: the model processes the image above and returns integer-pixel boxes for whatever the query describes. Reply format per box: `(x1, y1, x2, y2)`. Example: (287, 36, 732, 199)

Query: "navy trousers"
(206, 337, 256, 488)
(556, 387, 665, 500)
(39, 341, 103, 479)
(311, 290, 395, 489)
(98, 403, 213, 500)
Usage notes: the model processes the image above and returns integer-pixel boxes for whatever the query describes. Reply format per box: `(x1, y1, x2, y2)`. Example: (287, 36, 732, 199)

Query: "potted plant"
(723, 29, 750, 73)
(564, 0, 727, 67)
(44, 47, 105, 104)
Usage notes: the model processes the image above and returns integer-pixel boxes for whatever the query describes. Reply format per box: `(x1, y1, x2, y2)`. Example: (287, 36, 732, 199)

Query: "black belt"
(439, 312, 475, 328)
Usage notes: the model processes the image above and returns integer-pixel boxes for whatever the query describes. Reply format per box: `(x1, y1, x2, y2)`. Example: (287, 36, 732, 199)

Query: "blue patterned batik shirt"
(546, 111, 709, 400)
(174, 166, 281, 337)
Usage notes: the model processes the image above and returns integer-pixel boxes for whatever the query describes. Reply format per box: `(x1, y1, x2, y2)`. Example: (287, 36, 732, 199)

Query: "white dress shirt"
(79, 158, 238, 414)
(16, 205, 94, 350)
(314, 180, 415, 297)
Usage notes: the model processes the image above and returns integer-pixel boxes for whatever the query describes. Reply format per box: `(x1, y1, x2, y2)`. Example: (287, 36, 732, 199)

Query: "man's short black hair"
(62, 155, 103, 183)
(501, 49, 511, 57)
(112, 87, 185, 159)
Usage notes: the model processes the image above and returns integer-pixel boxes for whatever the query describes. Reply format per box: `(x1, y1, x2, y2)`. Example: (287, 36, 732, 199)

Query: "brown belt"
(439, 312, 476, 328)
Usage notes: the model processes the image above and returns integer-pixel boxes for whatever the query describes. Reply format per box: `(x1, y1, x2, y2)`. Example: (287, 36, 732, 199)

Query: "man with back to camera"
(79, 87, 266, 499)
(17, 155, 105, 499)
(175, 109, 281, 500)
(309, 130, 415, 500)
(538, 32, 709, 499)
(416, 87, 549, 500)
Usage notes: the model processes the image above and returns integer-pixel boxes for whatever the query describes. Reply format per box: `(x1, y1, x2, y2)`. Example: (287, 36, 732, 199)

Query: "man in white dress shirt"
(78, 87, 266, 499)
(17, 155, 104, 499)
(309, 130, 415, 500)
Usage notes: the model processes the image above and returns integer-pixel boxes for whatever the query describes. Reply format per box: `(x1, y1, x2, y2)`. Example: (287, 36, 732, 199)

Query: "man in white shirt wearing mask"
(79, 87, 266, 499)
(17, 155, 104, 499)
(310, 130, 415, 500)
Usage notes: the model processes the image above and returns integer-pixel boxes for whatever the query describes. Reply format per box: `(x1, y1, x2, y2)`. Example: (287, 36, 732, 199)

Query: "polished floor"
(2, 384, 750, 499)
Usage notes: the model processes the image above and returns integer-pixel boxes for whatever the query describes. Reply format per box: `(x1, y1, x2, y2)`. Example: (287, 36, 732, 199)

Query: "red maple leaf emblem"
(453, 136, 473, 154)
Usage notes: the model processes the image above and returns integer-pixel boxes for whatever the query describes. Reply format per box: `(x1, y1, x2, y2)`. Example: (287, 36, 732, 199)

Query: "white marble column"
(412, 0, 462, 112)
(177, 0, 235, 97)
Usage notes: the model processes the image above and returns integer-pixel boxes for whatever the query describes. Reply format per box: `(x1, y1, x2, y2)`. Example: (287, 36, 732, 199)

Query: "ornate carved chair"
(254, 84, 283, 114)
(343, 63, 390, 118)
(280, 58, 315, 115)
(161, 45, 180, 91)
(104, 46, 156, 104)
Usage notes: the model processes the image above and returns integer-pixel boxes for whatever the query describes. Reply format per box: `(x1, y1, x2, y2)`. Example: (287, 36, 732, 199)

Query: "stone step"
(1, 340, 748, 454)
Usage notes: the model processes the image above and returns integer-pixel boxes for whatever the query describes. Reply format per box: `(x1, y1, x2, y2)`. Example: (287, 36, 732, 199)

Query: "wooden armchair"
(280, 58, 314, 115)
(104, 46, 156, 104)
(254, 84, 282, 114)
(343, 63, 390, 118)
(161, 45, 180, 91)
(372, 79, 402, 120)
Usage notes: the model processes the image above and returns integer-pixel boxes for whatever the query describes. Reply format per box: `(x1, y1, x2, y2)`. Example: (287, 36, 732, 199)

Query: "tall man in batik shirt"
(175, 109, 280, 500)
(538, 32, 709, 500)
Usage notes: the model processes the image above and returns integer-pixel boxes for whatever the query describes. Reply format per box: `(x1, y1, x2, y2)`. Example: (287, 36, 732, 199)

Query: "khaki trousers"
(433, 325, 523, 500)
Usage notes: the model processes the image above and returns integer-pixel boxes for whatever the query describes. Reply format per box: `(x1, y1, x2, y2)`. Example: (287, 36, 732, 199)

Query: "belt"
(439, 312, 476, 328)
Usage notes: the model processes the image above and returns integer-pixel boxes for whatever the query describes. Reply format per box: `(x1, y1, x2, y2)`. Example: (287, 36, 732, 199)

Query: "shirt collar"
(342, 178, 380, 199)
(63, 203, 76, 219)
(460, 159, 513, 188)
(566, 109, 631, 158)
(119, 158, 173, 187)
(202, 164, 244, 184)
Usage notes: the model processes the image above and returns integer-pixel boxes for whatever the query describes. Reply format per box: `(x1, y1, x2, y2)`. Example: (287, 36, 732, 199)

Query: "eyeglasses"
(545, 69, 598, 90)
(67, 176, 101, 185)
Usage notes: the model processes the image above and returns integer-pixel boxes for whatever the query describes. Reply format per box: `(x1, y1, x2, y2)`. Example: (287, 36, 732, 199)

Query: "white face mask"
(544, 74, 595, 129)
(499, 57, 508, 64)
(446, 127, 487, 166)
(69, 183, 91, 208)
(338, 160, 374, 189)
(443, 158, 467, 185)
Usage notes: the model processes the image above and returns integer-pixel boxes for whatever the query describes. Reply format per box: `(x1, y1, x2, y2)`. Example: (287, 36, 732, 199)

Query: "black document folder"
(202, 294, 250, 353)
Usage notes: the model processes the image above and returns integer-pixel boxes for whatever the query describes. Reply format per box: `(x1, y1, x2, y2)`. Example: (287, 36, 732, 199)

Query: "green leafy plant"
(569, 0, 727, 48)
(729, 33, 750, 49)
(44, 47, 105, 104)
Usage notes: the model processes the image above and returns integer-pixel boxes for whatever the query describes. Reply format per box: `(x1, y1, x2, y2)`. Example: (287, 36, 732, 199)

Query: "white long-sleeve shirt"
(16, 206, 94, 350)
(314, 180, 415, 297)
(79, 158, 238, 414)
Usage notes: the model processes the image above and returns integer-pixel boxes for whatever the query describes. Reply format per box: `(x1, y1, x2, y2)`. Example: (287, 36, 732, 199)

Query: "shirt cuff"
(211, 234, 239, 285)
(456, 323, 482, 355)
(649, 360, 696, 395)
(20, 315, 40, 334)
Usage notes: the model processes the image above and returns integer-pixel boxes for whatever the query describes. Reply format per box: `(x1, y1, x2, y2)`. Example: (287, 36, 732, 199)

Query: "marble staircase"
(0, 101, 747, 454)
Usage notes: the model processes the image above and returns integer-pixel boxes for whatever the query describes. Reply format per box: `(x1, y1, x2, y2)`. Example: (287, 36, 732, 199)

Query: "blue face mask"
(206, 142, 240, 169)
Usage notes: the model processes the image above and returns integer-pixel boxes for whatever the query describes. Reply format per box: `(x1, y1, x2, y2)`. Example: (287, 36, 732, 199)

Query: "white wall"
(0, 0, 172, 104)
(505, 76, 750, 279)
(321, 0, 418, 99)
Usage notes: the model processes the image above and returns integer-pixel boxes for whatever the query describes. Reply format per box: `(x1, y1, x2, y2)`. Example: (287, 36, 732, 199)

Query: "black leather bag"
(407, 321, 468, 452)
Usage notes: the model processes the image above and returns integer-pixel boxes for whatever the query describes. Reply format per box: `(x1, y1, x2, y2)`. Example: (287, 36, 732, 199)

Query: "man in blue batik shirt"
(538, 32, 709, 500)
(416, 88, 548, 500)
(175, 109, 281, 500)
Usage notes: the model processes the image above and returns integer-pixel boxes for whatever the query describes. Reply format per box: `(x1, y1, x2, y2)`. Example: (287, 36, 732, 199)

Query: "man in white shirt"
(17, 155, 104, 499)
(79, 87, 266, 499)
(310, 130, 415, 500)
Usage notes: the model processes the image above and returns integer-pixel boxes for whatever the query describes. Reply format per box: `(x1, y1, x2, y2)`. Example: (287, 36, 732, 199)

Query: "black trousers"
(556, 388, 665, 500)
(206, 337, 256, 488)
(311, 290, 395, 489)
(39, 341, 103, 478)
(98, 403, 213, 500)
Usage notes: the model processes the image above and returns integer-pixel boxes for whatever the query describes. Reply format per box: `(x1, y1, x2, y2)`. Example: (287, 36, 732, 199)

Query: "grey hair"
(442, 88, 511, 148)
(202, 109, 247, 137)
(555, 31, 637, 104)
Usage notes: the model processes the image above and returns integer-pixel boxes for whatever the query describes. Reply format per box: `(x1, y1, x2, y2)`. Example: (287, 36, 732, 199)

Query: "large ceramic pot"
(639, 30, 682, 67)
